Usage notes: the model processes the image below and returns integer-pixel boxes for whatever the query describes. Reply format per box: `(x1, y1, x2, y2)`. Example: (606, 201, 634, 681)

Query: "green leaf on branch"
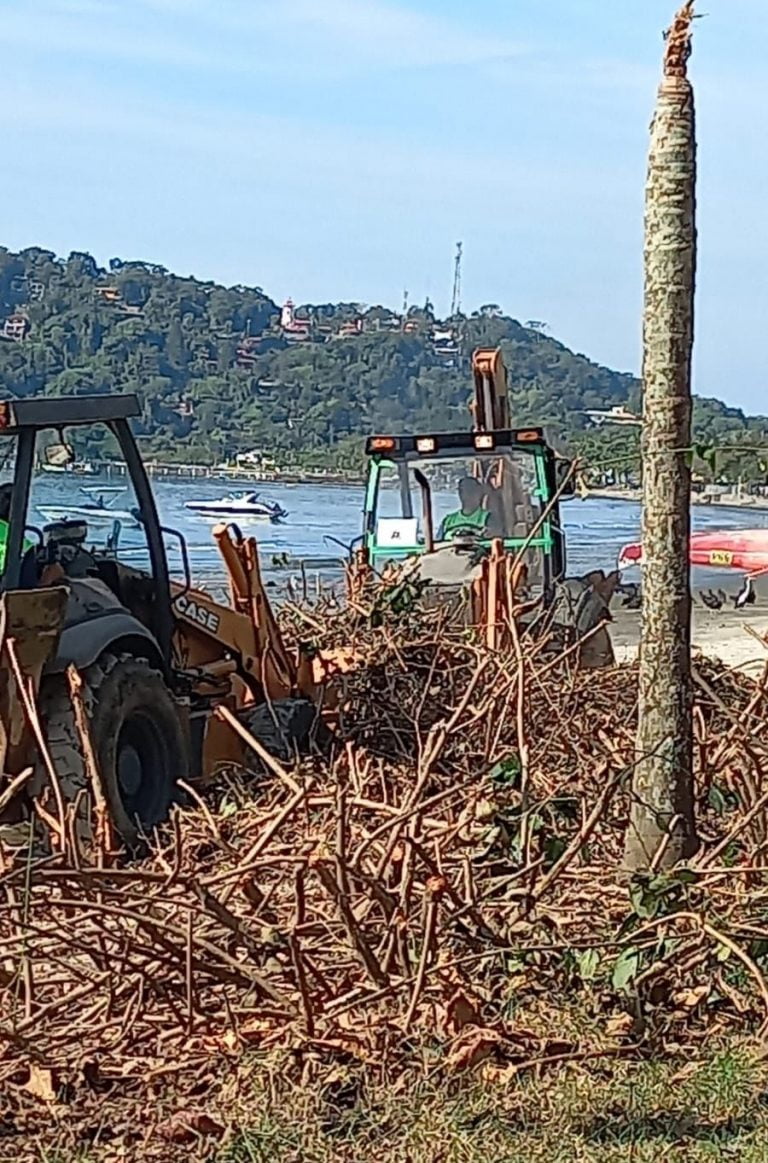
(628, 869, 695, 921)
(575, 948, 601, 982)
(543, 835, 567, 867)
(708, 785, 738, 815)
(489, 755, 521, 789)
(612, 948, 641, 991)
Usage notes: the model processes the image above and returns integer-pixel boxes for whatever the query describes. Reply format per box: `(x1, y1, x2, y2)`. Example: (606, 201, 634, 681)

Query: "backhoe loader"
(354, 348, 617, 666)
(0, 394, 335, 843)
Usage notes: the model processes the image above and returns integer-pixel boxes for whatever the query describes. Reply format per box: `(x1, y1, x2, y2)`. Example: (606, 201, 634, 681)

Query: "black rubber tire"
(37, 653, 187, 844)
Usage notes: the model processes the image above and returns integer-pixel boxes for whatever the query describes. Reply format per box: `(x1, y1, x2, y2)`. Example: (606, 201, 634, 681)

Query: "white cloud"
(0, 0, 525, 76)
(257, 0, 522, 68)
(0, 2, 217, 70)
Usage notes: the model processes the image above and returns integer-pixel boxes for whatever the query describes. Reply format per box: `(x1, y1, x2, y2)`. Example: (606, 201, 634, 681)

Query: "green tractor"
(357, 426, 616, 667)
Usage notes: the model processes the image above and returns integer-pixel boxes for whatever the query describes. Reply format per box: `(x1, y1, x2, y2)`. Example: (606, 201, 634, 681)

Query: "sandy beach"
(610, 573, 768, 679)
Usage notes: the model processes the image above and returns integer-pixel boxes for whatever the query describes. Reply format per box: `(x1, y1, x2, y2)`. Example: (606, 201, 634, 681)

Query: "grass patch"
(16, 1041, 768, 1161)
(219, 1047, 768, 1163)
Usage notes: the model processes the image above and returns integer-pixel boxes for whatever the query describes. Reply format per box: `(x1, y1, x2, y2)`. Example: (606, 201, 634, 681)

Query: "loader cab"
(0, 394, 193, 843)
(0, 394, 174, 667)
(362, 429, 572, 595)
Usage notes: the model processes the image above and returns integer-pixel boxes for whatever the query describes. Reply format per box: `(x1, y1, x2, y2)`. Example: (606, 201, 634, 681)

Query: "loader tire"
(36, 653, 187, 846)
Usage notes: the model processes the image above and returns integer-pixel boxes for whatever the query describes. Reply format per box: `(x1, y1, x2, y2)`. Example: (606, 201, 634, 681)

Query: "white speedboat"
(184, 492, 288, 522)
(37, 503, 138, 524)
(37, 487, 138, 525)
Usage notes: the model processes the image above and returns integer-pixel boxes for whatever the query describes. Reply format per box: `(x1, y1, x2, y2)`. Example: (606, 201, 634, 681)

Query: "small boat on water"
(40, 460, 97, 476)
(37, 504, 139, 524)
(184, 492, 288, 522)
(37, 487, 138, 526)
(38, 509, 139, 528)
(618, 529, 768, 576)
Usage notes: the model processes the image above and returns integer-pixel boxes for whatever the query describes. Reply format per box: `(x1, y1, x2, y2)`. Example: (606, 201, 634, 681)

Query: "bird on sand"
(732, 576, 756, 610)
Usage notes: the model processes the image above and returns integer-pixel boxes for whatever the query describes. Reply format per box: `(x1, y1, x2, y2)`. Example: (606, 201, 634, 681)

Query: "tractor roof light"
(369, 436, 398, 452)
(416, 437, 436, 453)
(0, 403, 9, 429)
(474, 434, 494, 450)
(515, 429, 541, 443)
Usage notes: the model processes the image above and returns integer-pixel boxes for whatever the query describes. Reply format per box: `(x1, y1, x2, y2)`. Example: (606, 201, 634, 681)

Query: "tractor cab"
(362, 428, 575, 596)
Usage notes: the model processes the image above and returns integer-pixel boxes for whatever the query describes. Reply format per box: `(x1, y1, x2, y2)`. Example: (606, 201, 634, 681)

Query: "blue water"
(26, 474, 768, 586)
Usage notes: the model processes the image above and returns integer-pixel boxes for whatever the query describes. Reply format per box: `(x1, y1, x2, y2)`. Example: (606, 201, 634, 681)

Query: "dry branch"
(1, 596, 768, 1154)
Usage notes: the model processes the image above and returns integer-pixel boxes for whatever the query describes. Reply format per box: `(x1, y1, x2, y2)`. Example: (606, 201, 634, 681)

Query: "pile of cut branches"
(2, 603, 768, 1158)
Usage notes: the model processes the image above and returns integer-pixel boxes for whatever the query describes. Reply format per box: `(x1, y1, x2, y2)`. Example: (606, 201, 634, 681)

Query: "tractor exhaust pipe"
(413, 469, 434, 553)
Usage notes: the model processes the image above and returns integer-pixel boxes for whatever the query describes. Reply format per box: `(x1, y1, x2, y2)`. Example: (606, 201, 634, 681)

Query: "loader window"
(26, 423, 152, 587)
(370, 450, 547, 549)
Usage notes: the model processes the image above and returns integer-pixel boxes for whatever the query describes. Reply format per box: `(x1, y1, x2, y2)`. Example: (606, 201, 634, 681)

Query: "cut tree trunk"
(624, 2, 699, 871)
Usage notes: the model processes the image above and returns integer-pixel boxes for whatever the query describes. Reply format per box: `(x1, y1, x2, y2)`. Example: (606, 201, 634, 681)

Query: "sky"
(0, 0, 766, 411)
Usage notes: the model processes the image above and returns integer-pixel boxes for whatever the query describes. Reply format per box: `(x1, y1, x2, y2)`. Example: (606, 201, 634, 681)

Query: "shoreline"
(72, 462, 365, 487)
(591, 487, 768, 514)
(80, 465, 768, 506)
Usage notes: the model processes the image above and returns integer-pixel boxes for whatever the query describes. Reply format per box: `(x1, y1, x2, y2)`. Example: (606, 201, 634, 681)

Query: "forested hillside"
(0, 245, 764, 478)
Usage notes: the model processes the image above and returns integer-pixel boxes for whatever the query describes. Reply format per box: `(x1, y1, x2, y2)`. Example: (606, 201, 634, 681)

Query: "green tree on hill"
(0, 244, 765, 479)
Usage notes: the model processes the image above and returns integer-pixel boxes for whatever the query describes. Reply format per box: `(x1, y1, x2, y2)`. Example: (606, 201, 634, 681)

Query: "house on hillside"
(1, 313, 30, 342)
(280, 299, 312, 342)
(95, 286, 122, 303)
(583, 405, 641, 428)
(336, 318, 363, 339)
(236, 448, 279, 473)
(432, 327, 460, 365)
(236, 336, 260, 368)
(363, 308, 400, 332)
(432, 328, 453, 344)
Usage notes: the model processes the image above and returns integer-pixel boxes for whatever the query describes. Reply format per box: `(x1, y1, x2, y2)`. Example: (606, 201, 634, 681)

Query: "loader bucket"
(546, 578, 616, 669)
(384, 554, 616, 668)
(0, 586, 69, 777)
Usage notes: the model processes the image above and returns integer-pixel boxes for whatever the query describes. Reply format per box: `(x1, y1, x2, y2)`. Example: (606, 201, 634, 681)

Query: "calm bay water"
(27, 474, 768, 588)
